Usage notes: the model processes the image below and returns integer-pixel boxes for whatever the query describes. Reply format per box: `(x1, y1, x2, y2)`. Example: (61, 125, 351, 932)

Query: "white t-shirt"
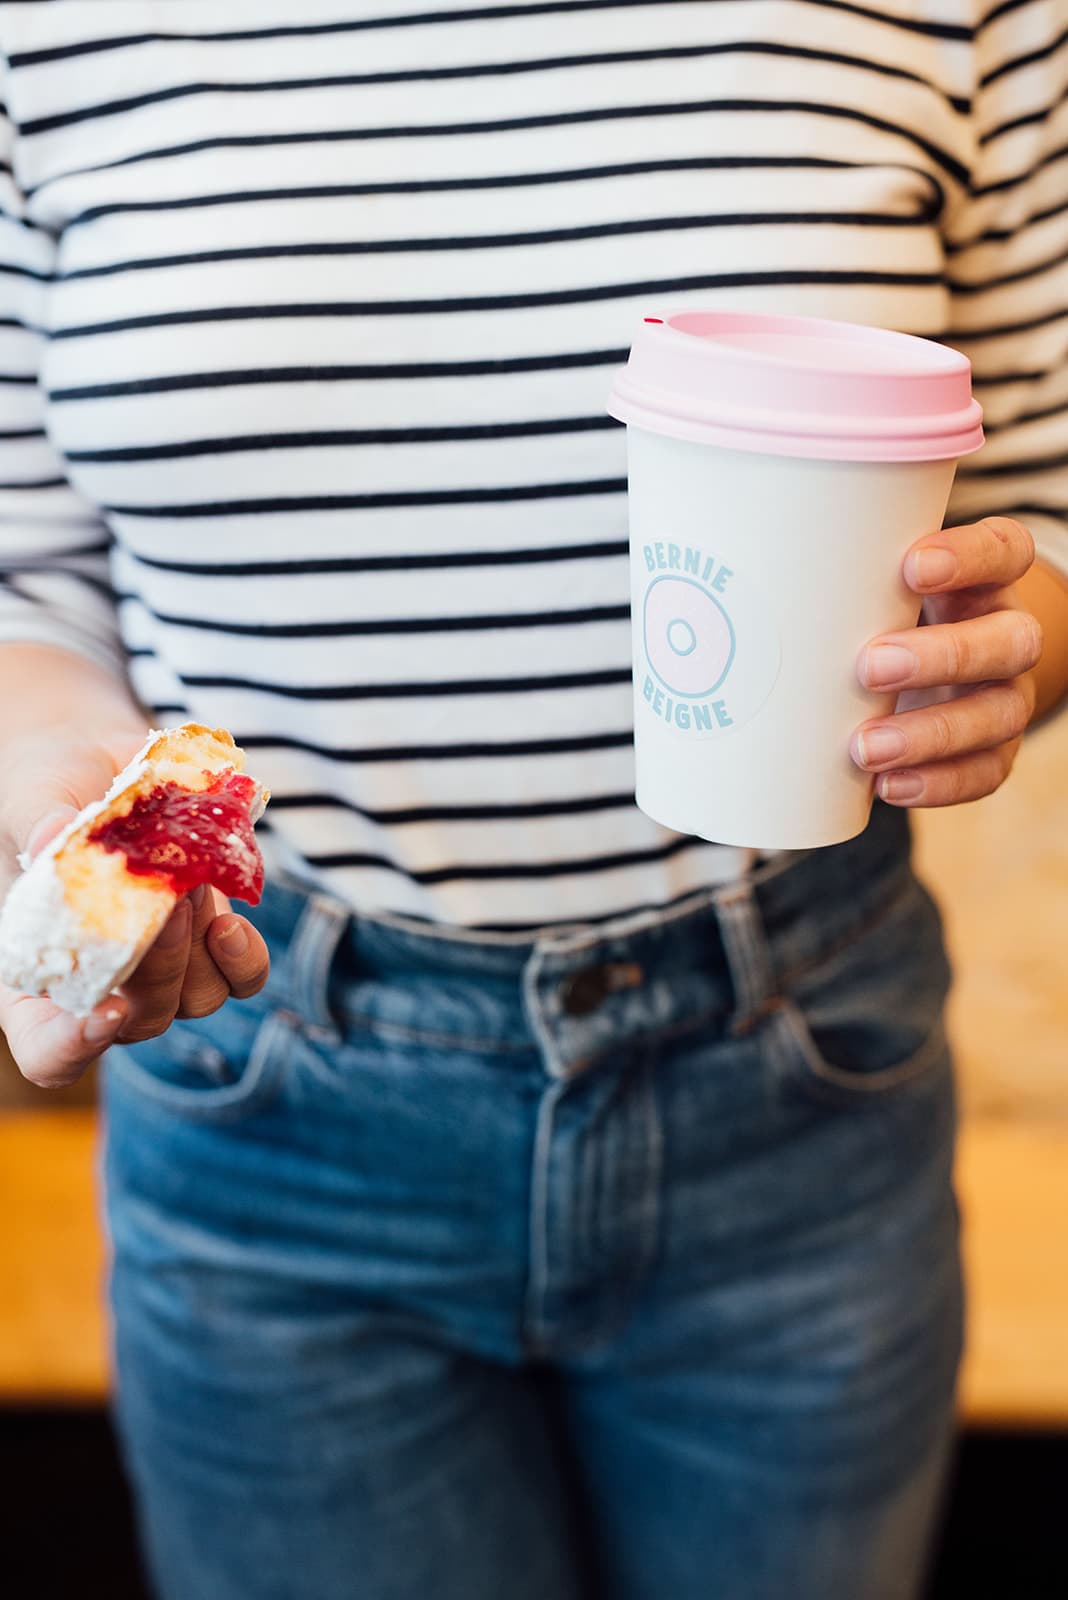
(0, 0, 1065, 928)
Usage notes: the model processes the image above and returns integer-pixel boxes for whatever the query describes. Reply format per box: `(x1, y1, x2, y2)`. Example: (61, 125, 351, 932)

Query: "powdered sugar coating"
(0, 726, 267, 1017)
(0, 853, 165, 1016)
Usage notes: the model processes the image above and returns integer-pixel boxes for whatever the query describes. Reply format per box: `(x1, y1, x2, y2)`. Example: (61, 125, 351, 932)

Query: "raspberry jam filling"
(87, 768, 264, 904)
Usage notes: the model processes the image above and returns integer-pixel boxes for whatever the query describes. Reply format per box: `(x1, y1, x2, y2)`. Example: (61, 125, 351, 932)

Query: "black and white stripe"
(1, 0, 1065, 927)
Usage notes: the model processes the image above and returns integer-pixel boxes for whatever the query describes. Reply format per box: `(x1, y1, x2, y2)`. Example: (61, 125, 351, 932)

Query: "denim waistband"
(259, 802, 915, 1078)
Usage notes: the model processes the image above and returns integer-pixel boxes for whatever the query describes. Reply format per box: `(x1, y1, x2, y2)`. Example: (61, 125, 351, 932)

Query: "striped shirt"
(0, 0, 1065, 930)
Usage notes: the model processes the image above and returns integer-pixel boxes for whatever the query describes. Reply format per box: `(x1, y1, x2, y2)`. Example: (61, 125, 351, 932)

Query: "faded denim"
(102, 800, 963, 1600)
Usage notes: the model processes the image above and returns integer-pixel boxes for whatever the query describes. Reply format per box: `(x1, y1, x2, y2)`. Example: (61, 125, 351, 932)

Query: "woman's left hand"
(851, 516, 1044, 807)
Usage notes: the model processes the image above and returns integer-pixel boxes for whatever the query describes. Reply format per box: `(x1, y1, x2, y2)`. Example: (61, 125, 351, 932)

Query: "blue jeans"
(102, 801, 963, 1600)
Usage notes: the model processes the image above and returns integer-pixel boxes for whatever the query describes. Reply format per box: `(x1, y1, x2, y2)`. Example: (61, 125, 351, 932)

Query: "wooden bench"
(1, 1105, 1066, 1424)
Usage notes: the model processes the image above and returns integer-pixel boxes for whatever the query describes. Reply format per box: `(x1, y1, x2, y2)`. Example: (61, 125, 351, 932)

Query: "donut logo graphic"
(643, 576, 735, 699)
(635, 540, 780, 737)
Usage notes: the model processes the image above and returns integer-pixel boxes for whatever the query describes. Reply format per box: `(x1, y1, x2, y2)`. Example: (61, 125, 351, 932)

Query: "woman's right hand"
(0, 726, 270, 1088)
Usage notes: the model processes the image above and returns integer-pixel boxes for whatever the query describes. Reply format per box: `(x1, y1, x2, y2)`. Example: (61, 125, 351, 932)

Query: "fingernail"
(157, 899, 192, 947)
(863, 644, 918, 687)
(84, 1006, 124, 1046)
(857, 726, 908, 767)
(879, 771, 925, 802)
(215, 918, 248, 957)
(190, 885, 206, 913)
(910, 549, 959, 589)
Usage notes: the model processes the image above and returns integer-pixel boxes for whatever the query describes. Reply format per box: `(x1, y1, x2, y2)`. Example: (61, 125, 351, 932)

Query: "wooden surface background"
(913, 712, 1068, 1124)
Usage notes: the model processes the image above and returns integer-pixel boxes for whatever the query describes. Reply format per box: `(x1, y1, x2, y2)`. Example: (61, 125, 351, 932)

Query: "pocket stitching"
(106, 1008, 293, 1123)
(774, 996, 949, 1103)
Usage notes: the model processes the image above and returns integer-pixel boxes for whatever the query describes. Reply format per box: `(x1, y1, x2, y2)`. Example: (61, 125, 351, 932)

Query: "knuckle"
(1000, 738, 1022, 778)
(178, 988, 228, 1020)
(941, 625, 967, 682)
(981, 749, 1009, 795)
(999, 685, 1032, 738)
(133, 949, 190, 994)
(980, 515, 1035, 579)
(227, 972, 269, 1001)
(927, 764, 965, 812)
(927, 706, 957, 758)
(981, 514, 1033, 558)
(117, 1016, 174, 1045)
(1014, 612, 1044, 672)
(978, 758, 1002, 800)
(997, 604, 1048, 675)
(127, 978, 175, 1009)
(942, 762, 970, 805)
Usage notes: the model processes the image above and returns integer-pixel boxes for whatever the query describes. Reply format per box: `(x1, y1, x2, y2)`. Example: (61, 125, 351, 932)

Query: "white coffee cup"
(607, 310, 984, 851)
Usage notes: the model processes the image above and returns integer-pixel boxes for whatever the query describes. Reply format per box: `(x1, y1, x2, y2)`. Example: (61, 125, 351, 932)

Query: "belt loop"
(712, 879, 777, 1037)
(284, 892, 352, 1035)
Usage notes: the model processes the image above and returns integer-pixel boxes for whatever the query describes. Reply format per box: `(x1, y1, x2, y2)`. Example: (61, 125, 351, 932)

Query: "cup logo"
(636, 541, 780, 737)
(643, 576, 735, 699)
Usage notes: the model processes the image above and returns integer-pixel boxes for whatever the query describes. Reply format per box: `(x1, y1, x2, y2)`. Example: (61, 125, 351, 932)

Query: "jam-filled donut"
(0, 723, 269, 1016)
(643, 576, 734, 698)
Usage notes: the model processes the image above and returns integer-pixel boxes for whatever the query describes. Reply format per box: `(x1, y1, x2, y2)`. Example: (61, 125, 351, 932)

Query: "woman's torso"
(3, 1, 976, 927)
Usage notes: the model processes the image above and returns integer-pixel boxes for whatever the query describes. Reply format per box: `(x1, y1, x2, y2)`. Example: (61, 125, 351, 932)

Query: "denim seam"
(105, 1008, 295, 1123)
(775, 999, 951, 1100)
(521, 946, 569, 1079)
(523, 1077, 566, 1355)
(550, 1063, 664, 1361)
(286, 893, 351, 1026)
(520, 1063, 665, 1363)
(713, 881, 775, 1034)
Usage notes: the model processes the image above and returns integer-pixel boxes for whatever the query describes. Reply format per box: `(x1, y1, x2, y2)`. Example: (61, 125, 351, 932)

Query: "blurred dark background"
(2, 1410, 1067, 1597)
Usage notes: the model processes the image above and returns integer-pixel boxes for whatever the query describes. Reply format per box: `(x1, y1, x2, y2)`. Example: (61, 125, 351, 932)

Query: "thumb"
(0, 728, 144, 903)
(23, 806, 80, 862)
(0, 806, 78, 907)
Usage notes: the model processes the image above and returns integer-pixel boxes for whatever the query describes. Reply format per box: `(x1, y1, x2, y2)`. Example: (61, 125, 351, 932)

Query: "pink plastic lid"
(607, 309, 984, 463)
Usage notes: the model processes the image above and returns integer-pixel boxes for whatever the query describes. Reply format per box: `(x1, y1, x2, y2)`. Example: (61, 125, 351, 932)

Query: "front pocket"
(772, 994, 951, 1107)
(770, 875, 954, 1108)
(105, 1004, 295, 1123)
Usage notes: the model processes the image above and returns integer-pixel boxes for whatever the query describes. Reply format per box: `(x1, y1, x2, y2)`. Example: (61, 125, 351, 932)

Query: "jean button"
(559, 961, 643, 1016)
